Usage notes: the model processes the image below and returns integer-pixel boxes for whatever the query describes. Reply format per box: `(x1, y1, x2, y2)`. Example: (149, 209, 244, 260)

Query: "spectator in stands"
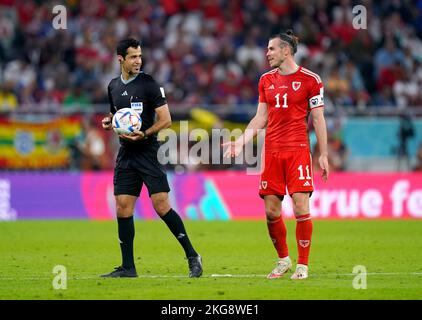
(370, 86, 396, 107)
(374, 37, 405, 80)
(91, 85, 109, 105)
(339, 59, 370, 108)
(41, 54, 70, 94)
(236, 33, 265, 69)
(1, 0, 421, 109)
(348, 29, 376, 92)
(39, 78, 66, 106)
(326, 67, 353, 106)
(393, 69, 419, 108)
(340, 60, 365, 93)
(330, 4, 357, 46)
(3, 57, 36, 104)
(0, 81, 17, 111)
(63, 85, 90, 109)
(376, 59, 405, 92)
(214, 70, 241, 105)
(413, 142, 422, 171)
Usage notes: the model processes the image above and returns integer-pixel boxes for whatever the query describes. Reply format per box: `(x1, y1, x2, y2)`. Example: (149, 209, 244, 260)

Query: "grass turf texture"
(0, 220, 421, 300)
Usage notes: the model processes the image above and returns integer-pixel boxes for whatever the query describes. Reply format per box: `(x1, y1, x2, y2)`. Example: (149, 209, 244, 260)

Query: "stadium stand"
(0, 0, 421, 171)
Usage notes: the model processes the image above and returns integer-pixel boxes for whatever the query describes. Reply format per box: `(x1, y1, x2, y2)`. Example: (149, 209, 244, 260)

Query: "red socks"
(267, 214, 313, 265)
(295, 214, 313, 265)
(267, 216, 289, 258)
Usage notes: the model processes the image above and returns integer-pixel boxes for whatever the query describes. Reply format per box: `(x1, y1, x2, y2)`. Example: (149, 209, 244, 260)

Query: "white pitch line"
(208, 273, 422, 277)
(332, 272, 422, 276)
(0, 272, 421, 281)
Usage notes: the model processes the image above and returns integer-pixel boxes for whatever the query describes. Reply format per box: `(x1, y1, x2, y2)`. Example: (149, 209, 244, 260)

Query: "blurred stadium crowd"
(1, 0, 422, 110)
(0, 0, 421, 172)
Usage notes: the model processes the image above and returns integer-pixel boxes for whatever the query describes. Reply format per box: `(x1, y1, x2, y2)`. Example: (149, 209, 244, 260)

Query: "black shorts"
(113, 146, 170, 197)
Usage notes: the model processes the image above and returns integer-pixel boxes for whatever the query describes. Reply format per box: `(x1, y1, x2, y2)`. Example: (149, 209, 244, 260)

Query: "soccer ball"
(112, 108, 142, 135)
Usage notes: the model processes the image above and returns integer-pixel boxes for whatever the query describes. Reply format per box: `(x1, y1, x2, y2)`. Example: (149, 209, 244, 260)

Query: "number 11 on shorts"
(298, 165, 311, 180)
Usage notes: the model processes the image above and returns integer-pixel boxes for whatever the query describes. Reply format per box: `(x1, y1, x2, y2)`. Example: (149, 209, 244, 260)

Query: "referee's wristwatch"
(140, 131, 148, 140)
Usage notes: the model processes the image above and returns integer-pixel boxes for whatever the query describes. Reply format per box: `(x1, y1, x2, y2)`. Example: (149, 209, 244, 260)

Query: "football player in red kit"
(223, 30, 329, 280)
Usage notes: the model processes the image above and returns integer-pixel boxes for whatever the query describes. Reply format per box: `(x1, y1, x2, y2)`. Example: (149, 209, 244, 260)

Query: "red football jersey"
(258, 66, 324, 151)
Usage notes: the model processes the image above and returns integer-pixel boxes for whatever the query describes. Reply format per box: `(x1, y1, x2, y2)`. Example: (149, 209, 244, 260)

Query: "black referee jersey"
(107, 72, 167, 151)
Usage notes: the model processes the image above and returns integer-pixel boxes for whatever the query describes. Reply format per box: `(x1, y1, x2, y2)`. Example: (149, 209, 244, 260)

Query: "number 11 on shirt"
(275, 93, 288, 108)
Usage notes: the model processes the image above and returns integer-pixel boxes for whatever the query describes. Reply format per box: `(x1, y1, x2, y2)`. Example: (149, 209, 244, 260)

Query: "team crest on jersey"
(261, 181, 268, 189)
(292, 82, 301, 91)
(299, 240, 310, 248)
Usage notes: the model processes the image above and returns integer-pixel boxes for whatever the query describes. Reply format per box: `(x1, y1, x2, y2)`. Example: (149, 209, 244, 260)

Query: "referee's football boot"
(187, 255, 203, 278)
(100, 266, 138, 278)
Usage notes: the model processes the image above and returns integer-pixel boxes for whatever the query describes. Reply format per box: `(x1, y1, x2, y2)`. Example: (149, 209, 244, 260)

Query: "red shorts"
(259, 149, 314, 198)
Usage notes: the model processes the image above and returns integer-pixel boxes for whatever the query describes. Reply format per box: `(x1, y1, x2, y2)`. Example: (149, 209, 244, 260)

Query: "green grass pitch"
(0, 219, 421, 300)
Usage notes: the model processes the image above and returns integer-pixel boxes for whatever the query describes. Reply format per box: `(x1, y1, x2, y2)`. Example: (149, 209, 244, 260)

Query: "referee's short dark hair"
(116, 38, 141, 59)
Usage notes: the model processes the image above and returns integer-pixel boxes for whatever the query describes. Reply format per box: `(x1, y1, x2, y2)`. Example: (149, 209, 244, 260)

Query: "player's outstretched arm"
(223, 102, 268, 158)
(311, 107, 329, 181)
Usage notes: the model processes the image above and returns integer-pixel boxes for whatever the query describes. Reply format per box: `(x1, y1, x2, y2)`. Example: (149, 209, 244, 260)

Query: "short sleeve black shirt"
(107, 72, 167, 150)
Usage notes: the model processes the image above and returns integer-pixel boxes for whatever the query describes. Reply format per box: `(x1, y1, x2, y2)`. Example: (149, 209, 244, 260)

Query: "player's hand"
(119, 130, 146, 141)
(101, 117, 112, 130)
(319, 154, 329, 182)
(222, 141, 243, 158)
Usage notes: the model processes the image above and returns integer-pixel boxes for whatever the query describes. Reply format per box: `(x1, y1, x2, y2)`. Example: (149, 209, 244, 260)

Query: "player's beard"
(276, 57, 285, 67)
(269, 57, 284, 68)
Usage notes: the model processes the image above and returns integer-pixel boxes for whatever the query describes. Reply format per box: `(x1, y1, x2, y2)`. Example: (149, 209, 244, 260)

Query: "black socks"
(117, 216, 135, 269)
(161, 209, 198, 258)
(117, 210, 197, 269)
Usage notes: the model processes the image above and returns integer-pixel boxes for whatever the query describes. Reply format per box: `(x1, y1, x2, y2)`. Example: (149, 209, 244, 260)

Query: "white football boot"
(291, 264, 308, 280)
(267, 257, 292, 279)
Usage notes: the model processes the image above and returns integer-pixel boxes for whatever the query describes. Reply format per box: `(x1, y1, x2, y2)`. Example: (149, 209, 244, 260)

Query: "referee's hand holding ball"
(119, 130, 147, 141)
(101, 116, 147, 140)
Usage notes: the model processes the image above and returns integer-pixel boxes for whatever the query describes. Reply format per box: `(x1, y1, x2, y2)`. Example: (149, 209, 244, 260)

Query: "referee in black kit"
(101, 38, 202, 278)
